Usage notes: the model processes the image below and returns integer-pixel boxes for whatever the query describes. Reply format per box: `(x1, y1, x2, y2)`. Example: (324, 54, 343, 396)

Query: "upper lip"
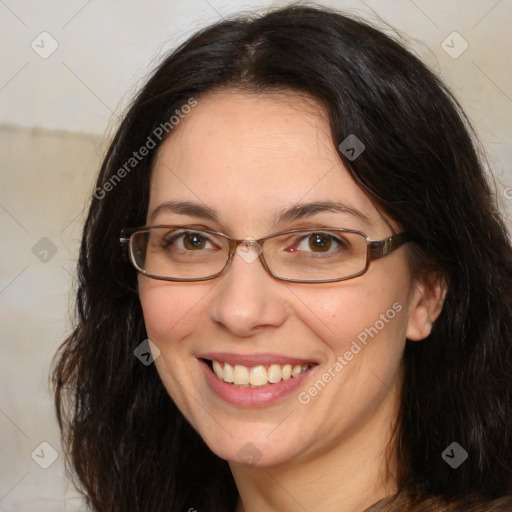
(198, 352, 317, 367)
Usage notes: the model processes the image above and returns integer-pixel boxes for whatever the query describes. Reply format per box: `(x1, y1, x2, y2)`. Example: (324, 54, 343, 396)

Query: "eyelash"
(160, 230, 349, 254)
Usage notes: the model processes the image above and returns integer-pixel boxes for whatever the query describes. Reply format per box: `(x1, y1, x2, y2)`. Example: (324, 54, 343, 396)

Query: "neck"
(230, 381, 400, 512)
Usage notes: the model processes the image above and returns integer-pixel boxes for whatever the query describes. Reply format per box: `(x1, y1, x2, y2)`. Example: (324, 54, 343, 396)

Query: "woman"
(52, 5, 512, 511)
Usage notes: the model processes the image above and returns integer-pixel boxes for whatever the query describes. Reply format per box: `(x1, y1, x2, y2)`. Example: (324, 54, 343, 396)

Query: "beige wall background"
(0, 1, 511, 510)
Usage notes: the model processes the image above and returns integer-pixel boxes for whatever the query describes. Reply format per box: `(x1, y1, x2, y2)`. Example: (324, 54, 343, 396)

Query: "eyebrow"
(149, 200, 220, 224)
(148, 200, 371, 227)
(273, 201, 372, 227)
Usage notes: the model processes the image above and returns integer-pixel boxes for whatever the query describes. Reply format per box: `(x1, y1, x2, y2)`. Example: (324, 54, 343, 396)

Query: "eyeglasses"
(119, 225, 412, 284)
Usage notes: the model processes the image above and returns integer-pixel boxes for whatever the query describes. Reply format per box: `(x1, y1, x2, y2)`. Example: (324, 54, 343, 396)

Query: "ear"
(406, 271, 447, 341)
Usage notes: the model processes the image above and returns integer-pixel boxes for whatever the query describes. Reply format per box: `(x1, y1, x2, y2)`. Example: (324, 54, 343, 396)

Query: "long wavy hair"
(52, 4, 512, 511)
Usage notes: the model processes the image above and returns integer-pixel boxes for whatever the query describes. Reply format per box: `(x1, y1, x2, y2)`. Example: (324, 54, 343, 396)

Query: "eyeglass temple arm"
(369, 232, 413, 260)
(119, 232, 134, 260)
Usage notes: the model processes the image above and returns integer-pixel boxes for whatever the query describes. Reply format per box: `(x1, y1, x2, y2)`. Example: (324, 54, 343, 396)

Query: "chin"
(200, 428, 305, 468)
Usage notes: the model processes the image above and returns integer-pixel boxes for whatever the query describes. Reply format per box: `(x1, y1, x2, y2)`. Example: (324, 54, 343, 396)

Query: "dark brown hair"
(52, 4, 512, 511)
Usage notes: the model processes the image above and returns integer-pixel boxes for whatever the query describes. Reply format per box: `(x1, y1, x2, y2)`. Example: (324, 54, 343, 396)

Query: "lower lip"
(199, 359, 316, 408)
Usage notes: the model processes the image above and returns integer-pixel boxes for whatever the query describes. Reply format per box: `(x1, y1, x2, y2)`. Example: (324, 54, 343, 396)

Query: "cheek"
(295, 274, 410, 360)
(138, 278, 207, 343)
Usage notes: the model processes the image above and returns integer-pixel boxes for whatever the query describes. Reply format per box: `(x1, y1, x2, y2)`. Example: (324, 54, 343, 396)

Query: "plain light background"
(0, 1, 511, 510)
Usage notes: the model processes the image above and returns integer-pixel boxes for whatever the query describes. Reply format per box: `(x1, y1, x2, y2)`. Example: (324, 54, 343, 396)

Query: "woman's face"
(139, 90, 428, 468)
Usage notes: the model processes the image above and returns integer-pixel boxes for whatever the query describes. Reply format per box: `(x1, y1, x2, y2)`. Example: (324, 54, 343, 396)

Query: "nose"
(209, 245, 288, 337)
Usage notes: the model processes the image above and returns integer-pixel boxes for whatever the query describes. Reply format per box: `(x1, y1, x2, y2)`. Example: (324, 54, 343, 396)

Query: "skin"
(139, 90, 445, 512)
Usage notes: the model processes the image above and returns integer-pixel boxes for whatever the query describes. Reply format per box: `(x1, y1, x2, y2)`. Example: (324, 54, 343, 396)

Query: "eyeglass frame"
(119, 225, 413, 284)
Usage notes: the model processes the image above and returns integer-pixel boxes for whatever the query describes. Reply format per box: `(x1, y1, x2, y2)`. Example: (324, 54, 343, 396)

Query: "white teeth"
(282, 364, 292, 380)
(212, 360, 223, 379)
(210, 360, 310, 386)
(267, 364, 282, 383)
(233, 365, 249, 385)
(249, 366, 268, 386)
(223, 362, 234, 383)
(291, 364, 303, 377)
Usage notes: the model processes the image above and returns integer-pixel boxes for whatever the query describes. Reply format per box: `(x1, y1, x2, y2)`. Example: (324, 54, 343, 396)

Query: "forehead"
(149, 90, 386, 236)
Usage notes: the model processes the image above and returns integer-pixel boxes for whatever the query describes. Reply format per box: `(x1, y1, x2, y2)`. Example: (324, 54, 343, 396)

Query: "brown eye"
(308, 233, 332, 252)
(183, 233, 207, 250)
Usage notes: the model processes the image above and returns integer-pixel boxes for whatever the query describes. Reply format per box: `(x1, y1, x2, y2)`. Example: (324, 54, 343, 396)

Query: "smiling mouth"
(202, 359, 315, 387)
